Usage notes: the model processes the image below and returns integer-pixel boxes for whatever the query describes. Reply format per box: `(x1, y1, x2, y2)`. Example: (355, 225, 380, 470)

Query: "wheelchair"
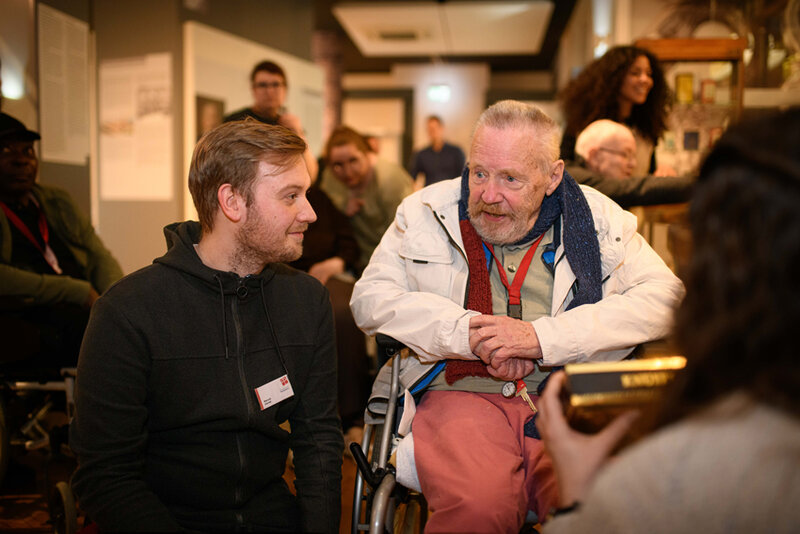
(0, 365, 80, 534)
(350, 334, 428, 534)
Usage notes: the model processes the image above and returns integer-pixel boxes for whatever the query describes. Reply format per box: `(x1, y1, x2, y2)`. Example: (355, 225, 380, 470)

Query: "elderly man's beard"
(467, 198, 539, 245)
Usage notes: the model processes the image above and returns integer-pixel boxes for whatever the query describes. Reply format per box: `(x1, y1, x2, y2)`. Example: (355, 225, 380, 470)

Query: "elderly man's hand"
(469, 314, 543, 364)
(486, 357, 535, 381)
(537, 371, 640, 507)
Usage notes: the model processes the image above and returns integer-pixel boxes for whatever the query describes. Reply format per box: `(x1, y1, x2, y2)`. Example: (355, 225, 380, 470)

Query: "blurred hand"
(277, 112, 304, 136)
(85, 287, 101, 309)
(277, 112, 318, 181)
(536, 371, 640, 507)
(345, 196, 365, 216)
(308, 257, 345, 285)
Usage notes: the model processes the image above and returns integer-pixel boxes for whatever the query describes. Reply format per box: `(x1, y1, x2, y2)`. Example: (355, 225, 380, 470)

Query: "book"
(560, 356, 686, 435)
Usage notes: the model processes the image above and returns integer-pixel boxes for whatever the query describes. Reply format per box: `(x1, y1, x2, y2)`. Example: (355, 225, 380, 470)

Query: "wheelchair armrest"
(375, 334, 405, 355)
(375, 334, 407, 368)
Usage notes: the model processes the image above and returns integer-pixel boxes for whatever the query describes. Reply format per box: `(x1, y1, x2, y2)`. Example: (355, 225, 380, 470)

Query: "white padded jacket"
(351, 177, 685, 398)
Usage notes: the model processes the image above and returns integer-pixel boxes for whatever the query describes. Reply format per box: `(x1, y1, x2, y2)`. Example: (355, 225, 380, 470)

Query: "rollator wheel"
(49, 480, 78, 534)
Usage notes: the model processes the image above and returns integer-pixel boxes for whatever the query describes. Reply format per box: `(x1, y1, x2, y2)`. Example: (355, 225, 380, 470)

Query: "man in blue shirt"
(409, 115, 466, 189)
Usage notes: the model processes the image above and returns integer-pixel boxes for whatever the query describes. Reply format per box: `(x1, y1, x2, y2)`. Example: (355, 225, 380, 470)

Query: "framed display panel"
(635, 38, 747, 176)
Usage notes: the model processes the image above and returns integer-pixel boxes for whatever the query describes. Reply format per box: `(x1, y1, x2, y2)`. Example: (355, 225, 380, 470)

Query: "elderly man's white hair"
(575, 119, 635, 159)
(472, 100, 561, 175)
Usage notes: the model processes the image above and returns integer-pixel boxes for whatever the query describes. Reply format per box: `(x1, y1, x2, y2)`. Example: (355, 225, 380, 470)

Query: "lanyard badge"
(254, 374, 294, 410)
(0, 197, 63, 274)
(486, 233, 545, 320)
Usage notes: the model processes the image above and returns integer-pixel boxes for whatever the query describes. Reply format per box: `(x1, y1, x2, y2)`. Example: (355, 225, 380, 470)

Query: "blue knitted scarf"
(458, 165, 602, 311)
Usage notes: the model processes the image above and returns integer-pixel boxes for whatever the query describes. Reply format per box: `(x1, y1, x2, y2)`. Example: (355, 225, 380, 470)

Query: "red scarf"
(444, 219, 494, 384)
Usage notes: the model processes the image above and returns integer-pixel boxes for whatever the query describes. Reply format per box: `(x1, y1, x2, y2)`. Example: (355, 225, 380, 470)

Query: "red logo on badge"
(280, 376, 288, 386)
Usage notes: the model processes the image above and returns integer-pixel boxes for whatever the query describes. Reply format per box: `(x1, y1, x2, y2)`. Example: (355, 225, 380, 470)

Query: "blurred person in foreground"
(351, 100, 683, 532)
(538, 108, 800, 533)
(0, 112, 122, 369)
(568, 119, 694, 209)
(70, 120, 343, 533)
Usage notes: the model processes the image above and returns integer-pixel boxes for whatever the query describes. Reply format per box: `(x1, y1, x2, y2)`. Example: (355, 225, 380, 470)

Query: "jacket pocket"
(399, 230, 455, 296)
(599, 231, 626, 297)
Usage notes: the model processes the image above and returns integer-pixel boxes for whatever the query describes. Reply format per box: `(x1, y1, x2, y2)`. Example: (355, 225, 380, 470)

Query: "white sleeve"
(535, 212, 684, 365)
(350, 198, 480, 362)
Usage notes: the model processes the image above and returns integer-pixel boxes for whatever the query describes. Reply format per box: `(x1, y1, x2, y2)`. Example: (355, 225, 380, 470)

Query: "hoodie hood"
(154, 221, 276, 290)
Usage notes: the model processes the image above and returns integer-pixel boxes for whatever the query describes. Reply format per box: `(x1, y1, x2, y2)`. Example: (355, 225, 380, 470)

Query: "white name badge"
(254, 374, 294, 410)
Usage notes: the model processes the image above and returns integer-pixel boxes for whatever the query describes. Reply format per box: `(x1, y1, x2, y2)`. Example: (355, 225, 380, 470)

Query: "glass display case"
(635, 38, 747, 176)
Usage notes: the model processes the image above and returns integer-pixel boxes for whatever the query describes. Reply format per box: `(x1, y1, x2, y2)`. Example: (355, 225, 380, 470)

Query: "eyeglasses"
(253, 81, 285, 90)
(598, 147, 636, 162)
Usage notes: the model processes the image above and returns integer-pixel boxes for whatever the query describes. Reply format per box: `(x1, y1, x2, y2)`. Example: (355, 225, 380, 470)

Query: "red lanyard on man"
(0, 195, 63, 274)
(486, 234, 545, 413)
(485, 233, 545, 320)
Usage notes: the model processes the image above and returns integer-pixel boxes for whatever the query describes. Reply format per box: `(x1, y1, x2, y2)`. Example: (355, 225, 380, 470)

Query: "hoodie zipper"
(232, 278, 252, 514)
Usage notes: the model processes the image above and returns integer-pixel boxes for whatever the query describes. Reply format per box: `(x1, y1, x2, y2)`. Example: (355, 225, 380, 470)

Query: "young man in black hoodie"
(70, 120, 343, 532)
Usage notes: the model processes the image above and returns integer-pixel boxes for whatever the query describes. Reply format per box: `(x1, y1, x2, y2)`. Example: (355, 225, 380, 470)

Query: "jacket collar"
(419, 177, 461, 213)
(419, 178, 464, 248)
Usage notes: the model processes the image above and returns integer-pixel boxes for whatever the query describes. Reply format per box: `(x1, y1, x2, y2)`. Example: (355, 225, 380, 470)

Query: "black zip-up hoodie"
(70, 221, 343, 532)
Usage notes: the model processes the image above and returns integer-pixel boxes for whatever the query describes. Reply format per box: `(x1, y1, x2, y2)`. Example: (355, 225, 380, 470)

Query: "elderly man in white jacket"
(350, 100, 683, 533)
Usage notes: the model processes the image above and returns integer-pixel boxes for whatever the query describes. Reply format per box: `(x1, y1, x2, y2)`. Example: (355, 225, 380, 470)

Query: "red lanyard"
(0, 196, 63, 274)
(486, 233, 545, 320)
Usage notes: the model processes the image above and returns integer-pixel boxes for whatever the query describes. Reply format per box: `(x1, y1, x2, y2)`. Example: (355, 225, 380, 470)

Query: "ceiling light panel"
(333, 1, 554, 57)
(444, 2, 553, 55)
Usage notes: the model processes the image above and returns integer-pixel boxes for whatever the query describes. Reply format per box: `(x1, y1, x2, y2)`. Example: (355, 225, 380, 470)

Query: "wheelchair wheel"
(0, 398, 8, 485)
(49, 480, 78, 534)
(0, 420, 8, 486)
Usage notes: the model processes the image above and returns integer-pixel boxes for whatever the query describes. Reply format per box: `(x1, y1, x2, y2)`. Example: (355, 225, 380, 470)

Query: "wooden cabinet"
(635, 38, 747, 175)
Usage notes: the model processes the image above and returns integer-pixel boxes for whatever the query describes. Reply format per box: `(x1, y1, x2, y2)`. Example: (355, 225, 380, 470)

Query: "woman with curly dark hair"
(537, 107, 800, 533)
(560, 45, 672, 176)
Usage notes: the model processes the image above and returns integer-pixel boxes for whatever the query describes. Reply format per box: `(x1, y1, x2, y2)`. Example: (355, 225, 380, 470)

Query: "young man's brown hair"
(189, 119, 306, 231)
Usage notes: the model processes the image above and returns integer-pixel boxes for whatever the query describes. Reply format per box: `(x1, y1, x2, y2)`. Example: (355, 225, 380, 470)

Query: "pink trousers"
(413, 390, 558, 534)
